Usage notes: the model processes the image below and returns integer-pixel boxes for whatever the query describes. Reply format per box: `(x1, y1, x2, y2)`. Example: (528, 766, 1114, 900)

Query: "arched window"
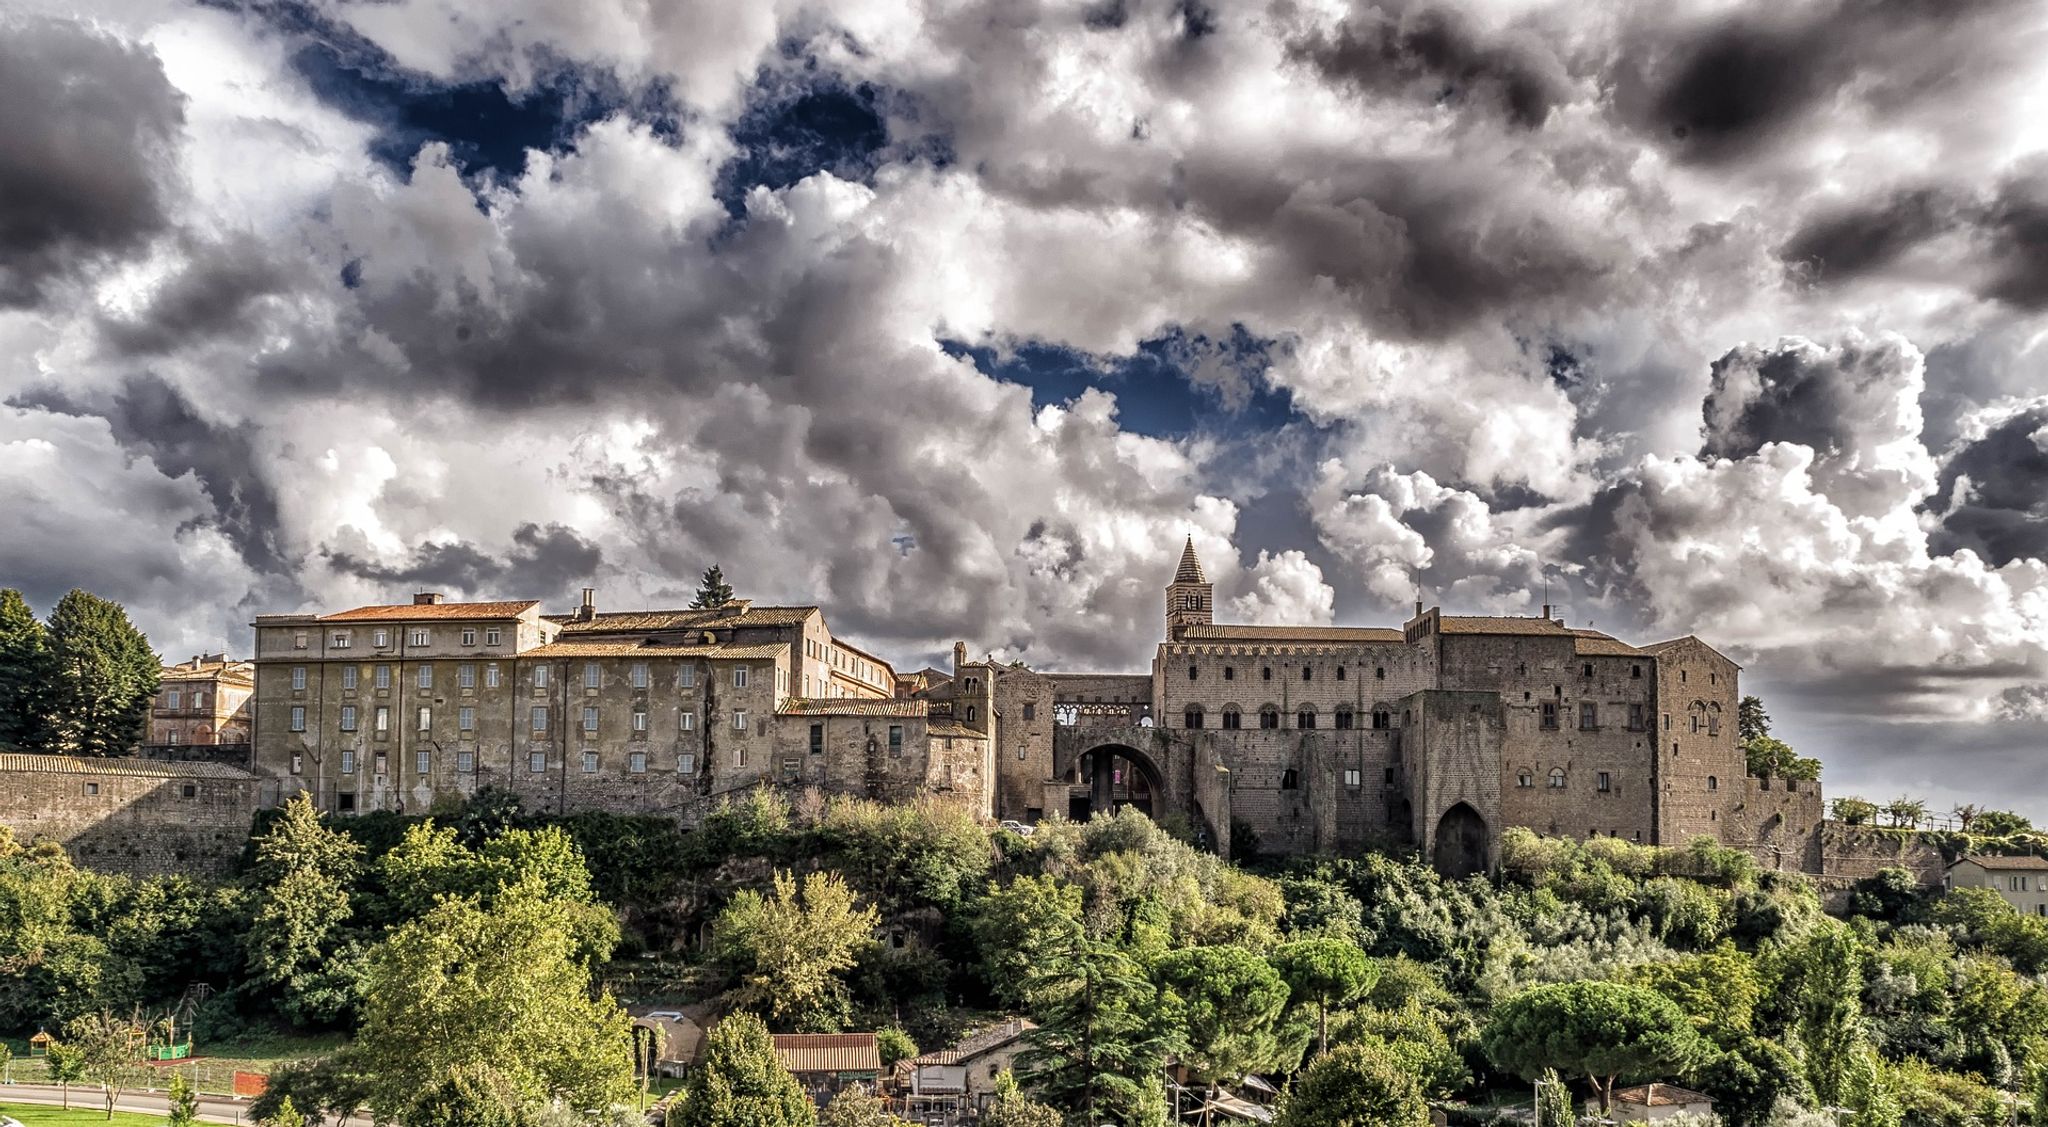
(1707, 775, 1718, 791)
(1334, 707, 1354, 730)
(1221, 706, 1242, 730)
(1517, 770, 1533, 788)
(1259, 705, 1280, 730)
(1375, 666, 1385, 680)
(1185, 706, 1205, 729)
(1548, 767, 1567, 788)
(1281, 768, 1299, 790)
(1297, 706, 1316, 729)
(966, 705, 977, 723)
(1372, 710, 1391, 730)
(1188, 665, 1198, 680)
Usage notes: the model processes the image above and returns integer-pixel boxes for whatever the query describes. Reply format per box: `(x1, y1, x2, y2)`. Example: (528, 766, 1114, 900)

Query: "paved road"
(0, 1083, 370, 1127)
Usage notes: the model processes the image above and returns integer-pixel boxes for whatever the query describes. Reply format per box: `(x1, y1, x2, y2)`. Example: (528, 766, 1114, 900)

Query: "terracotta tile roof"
(1435, 615, 1572, 636)
(772, 1033, 880, 1074)
(1643, 635, 1744, 669)
(0, 753, 255, 780)
(1178, 624, 1405, 644)
(909, 1019, 1036, 1066)
(321, 600, 540, 622)
(778, 699, 928, 717)
(550, 605, 819, 632)
(1570, 631, 1645, 656)
(1612, 1084, 1712, 1107)
(1955, 854, 2048, 871)
(521, 641, 790, 661)
(926, 721, 985, 739)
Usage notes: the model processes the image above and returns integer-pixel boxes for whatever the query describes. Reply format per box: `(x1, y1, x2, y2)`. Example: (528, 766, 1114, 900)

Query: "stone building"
(149, 654, 255, 749)
(0, 753, 263, 875)
(248, 591, 991, 820)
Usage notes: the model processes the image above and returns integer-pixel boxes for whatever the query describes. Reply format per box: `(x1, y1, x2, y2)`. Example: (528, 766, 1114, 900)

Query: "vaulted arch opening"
(1432, 802, 1489, 877)
(1071, 743, 1165, 822)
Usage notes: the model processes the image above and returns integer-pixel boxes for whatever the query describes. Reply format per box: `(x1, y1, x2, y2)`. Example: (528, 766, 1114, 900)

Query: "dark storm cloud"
(1777, 174, 2048, 309)
(1778, 187, 1961, 285)
(1612, 0, 2020, 166)
(1930, 402, 2048, 566)
(1290, 1, 1573, 129)
(98, 235, 299, 355)
(0, 18, 184, 307)
(324, 522, 604, 597)
(1979, 175, 2048, 310)
(1699, 336, 1910, 463)
(8, 375, 288, 575)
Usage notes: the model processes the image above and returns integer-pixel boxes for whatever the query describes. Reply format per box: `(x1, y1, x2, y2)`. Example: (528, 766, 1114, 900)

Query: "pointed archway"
(1432, 802, 1489, 877)
(1072, 743, 1165, 822)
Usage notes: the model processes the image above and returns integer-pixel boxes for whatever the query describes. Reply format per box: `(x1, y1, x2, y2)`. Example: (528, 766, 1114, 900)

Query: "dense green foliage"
(1274, 1042, 1427, 1127)
(0, 587, 159, 755)
(673, 1012, 813, 1127)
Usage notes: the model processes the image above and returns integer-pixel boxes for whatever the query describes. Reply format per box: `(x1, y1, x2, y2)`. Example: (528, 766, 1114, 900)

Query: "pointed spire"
(1175, 535, 1207, 584)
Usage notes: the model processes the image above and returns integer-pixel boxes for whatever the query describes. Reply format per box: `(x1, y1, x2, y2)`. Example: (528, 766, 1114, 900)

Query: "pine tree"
(46, 589, 159, 756)
(673, 1012, 814, 1127)
(0, 588, 58, 750)
(1017, 934, 1179, 1127)
(690, 566, 735, 610)
(169, 1072, 200, 1127)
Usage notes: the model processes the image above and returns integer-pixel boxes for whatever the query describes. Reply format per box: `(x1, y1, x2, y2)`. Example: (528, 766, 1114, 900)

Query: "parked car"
(998, 820, 1035, 837)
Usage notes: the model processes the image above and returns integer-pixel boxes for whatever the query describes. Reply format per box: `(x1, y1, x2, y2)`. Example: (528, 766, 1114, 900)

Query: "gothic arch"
(1432, 802, 1489, 877)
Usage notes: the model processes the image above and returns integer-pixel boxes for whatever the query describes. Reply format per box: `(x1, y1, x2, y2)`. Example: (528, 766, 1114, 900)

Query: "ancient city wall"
(0, 754, 265, 876)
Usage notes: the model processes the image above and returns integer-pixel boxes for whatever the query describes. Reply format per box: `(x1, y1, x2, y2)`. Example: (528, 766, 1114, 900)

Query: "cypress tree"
(691, 566, 735, 610)
(46, 589, 160, 756)
(0, 588, 58, 750)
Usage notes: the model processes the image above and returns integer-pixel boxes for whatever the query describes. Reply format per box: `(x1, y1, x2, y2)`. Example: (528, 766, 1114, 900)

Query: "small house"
(772, 1033, 881, 1107)
(1610, 1083, 1714, 1122)
(1947, 855, 2048, 916)
(631, 1006, 711, 1078)
(897, 1018, 1036, 1124)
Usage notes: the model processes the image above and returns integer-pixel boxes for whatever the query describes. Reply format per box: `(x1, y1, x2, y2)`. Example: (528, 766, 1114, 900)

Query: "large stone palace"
(0, 538, 1825, 876)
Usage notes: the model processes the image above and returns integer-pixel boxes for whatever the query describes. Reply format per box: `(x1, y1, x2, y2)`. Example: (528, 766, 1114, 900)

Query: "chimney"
(576, 587, 596, 622)
(1540, 603, 1551, 620)
(414, 592, 445, 606)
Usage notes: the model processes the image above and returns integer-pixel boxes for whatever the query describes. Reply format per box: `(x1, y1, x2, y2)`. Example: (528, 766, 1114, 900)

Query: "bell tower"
(1165, 536, 1214, 640)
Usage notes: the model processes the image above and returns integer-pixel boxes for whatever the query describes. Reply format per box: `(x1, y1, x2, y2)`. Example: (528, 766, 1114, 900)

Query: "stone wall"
(0, 754, 265, 876)
(1727, 777, 1827, 873)
(1817, 820, 1948, 885)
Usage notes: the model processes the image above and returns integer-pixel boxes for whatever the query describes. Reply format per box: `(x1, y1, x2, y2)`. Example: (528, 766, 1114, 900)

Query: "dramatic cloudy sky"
(3, 0, 2047, 812)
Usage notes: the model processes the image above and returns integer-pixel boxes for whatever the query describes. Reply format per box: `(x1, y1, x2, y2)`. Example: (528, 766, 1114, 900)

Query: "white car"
(998, 819, 1035, 837)
(3, 1115, 26, 1127)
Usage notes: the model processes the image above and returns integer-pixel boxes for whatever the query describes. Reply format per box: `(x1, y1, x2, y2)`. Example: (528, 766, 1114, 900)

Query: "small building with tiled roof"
(1610, 1082, 1714, 1121)
(152, 653, 257, 751)
(0, 754, 261, 877)
(898, 1018, 1037, 1123)
(1949, 854, 2048, 916)
(771, 1033, 881, 1106)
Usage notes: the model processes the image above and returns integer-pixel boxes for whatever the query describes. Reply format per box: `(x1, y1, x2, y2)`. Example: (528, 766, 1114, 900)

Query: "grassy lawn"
(0, 1104, 175, 1127)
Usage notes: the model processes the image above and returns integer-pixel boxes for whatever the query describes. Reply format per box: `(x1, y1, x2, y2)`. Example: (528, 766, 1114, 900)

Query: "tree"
(1018, 934, 1178, 1127)
(45, 589, 159, 756)
(973, 875, 1085, 1007)
(1975, 810, 2033, 837)
(44, 1038, 85, 1109)
(345, 883, 635, 1123)
(1737, 695, 1770, 743)
(1481, 981, 1702, 1112)
(716, 870, 878, 1031)
(65, 1011, 137, 1120)
(1880, 796, 1925, 829)
(1154, 945, 1290, 1093)
(244, 793, 364, 1027)
(1832, 797, 1879, 826)
(1694, 1037, 1810, 1127)
(1272, 937, 1377, 1056)
(1954, 804, 1983, 833)
(1841, 1048, 1901, 1127)
(264, 1094, 306, 1127)
(817, 1088, 904, 1127)
(1744, 735, 1820, 782)
(1273, 1043, 1428, 1127)
(169, 1071, 200, 1127)
(1535, 1069, 1573, 1127)
(875, 1027, 917, 1072)
(691, 566, 735, 610)
(0, 588, 58, 750)
(1625, 943, 1761, 1045)
(1783, 925, 1866, 1107)
(674, 1012, 814, 1127)
(981, 1071, 1061, 1127)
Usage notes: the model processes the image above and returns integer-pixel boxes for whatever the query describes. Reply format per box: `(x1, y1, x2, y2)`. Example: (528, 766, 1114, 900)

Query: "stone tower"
(1164, 536, 1213, 640)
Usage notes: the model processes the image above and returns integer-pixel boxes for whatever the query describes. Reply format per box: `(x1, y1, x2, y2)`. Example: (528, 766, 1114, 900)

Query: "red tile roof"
(1570, 630, 1645, 656)
(321, 600, 539, 622)
(0, 754, 254, 780)
(778, 699, 928, 717)
(772, 1033, 880, 1074)
(1955, 854, 2048, 871)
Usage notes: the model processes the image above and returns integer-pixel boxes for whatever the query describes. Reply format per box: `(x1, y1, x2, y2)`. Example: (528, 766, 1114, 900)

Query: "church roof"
(1174, 537, 1208, 584)
(1177, 624, 1404, 644)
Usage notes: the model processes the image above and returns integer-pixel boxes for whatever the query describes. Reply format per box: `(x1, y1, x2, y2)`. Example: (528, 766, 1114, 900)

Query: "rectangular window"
(375, 664, 391, 689)
(1663, 713, 1671, 731)
(810, 723, 824, 755)
(733, 667, 749, 688)
(1628, 704, 1645, 731)
(1344, 768, 1361, 788)
(889, 725, 903, 756)
(631, 662, 649, 689)
(680, 711, 695, 732)
(417, 664, 433, 689)
(679, 664, 696, 688)
(165, 731, 180, 745)
(410, 629, 429, 646)
(457, 749, 474, 772)
(530, 751, 547, 773)
(372, 629, 389, 648)
(734, 745, 748, 769)
(531, 705, 549, 731)
(459, 664, 475, 688)
(631, 709, 648, 734)
(340, 705, 358, 732)
(84, 782, 99, 796)
(485, 628, 501, 646)
(291, 666, 307, 691)
(416, 750, 430, 774)
(583, 706, 599, 733)
(678, 752, 696, 774)
(1597, 771, 1612, 792)
(733, 709, 748, 731)
(458, 706, 475, 732)
(629, 751, 647, 773)
(582, 751, 598, 773)
(331, 631, 351, 649)
(336, 792, 356, 813)
(782, 758, 800, 781)
(293, 631, 308, 650)
(461, 628, 476, 646)
(534, 664, 550, 688)
(343, 666, 359, 690)
(1023, 703, 1036, 721)
(1540, 702, 1558, 730)
(340, 750, 356, 774)
(484, 663, 500, 688)
(168, 689, 182, 709)
(289, 705, 306, 732)
(373, 751, 387, 774)
(374, 706, 390, 732)
(584, 662, 601, 689)
(1579, 702, 1597, 730)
